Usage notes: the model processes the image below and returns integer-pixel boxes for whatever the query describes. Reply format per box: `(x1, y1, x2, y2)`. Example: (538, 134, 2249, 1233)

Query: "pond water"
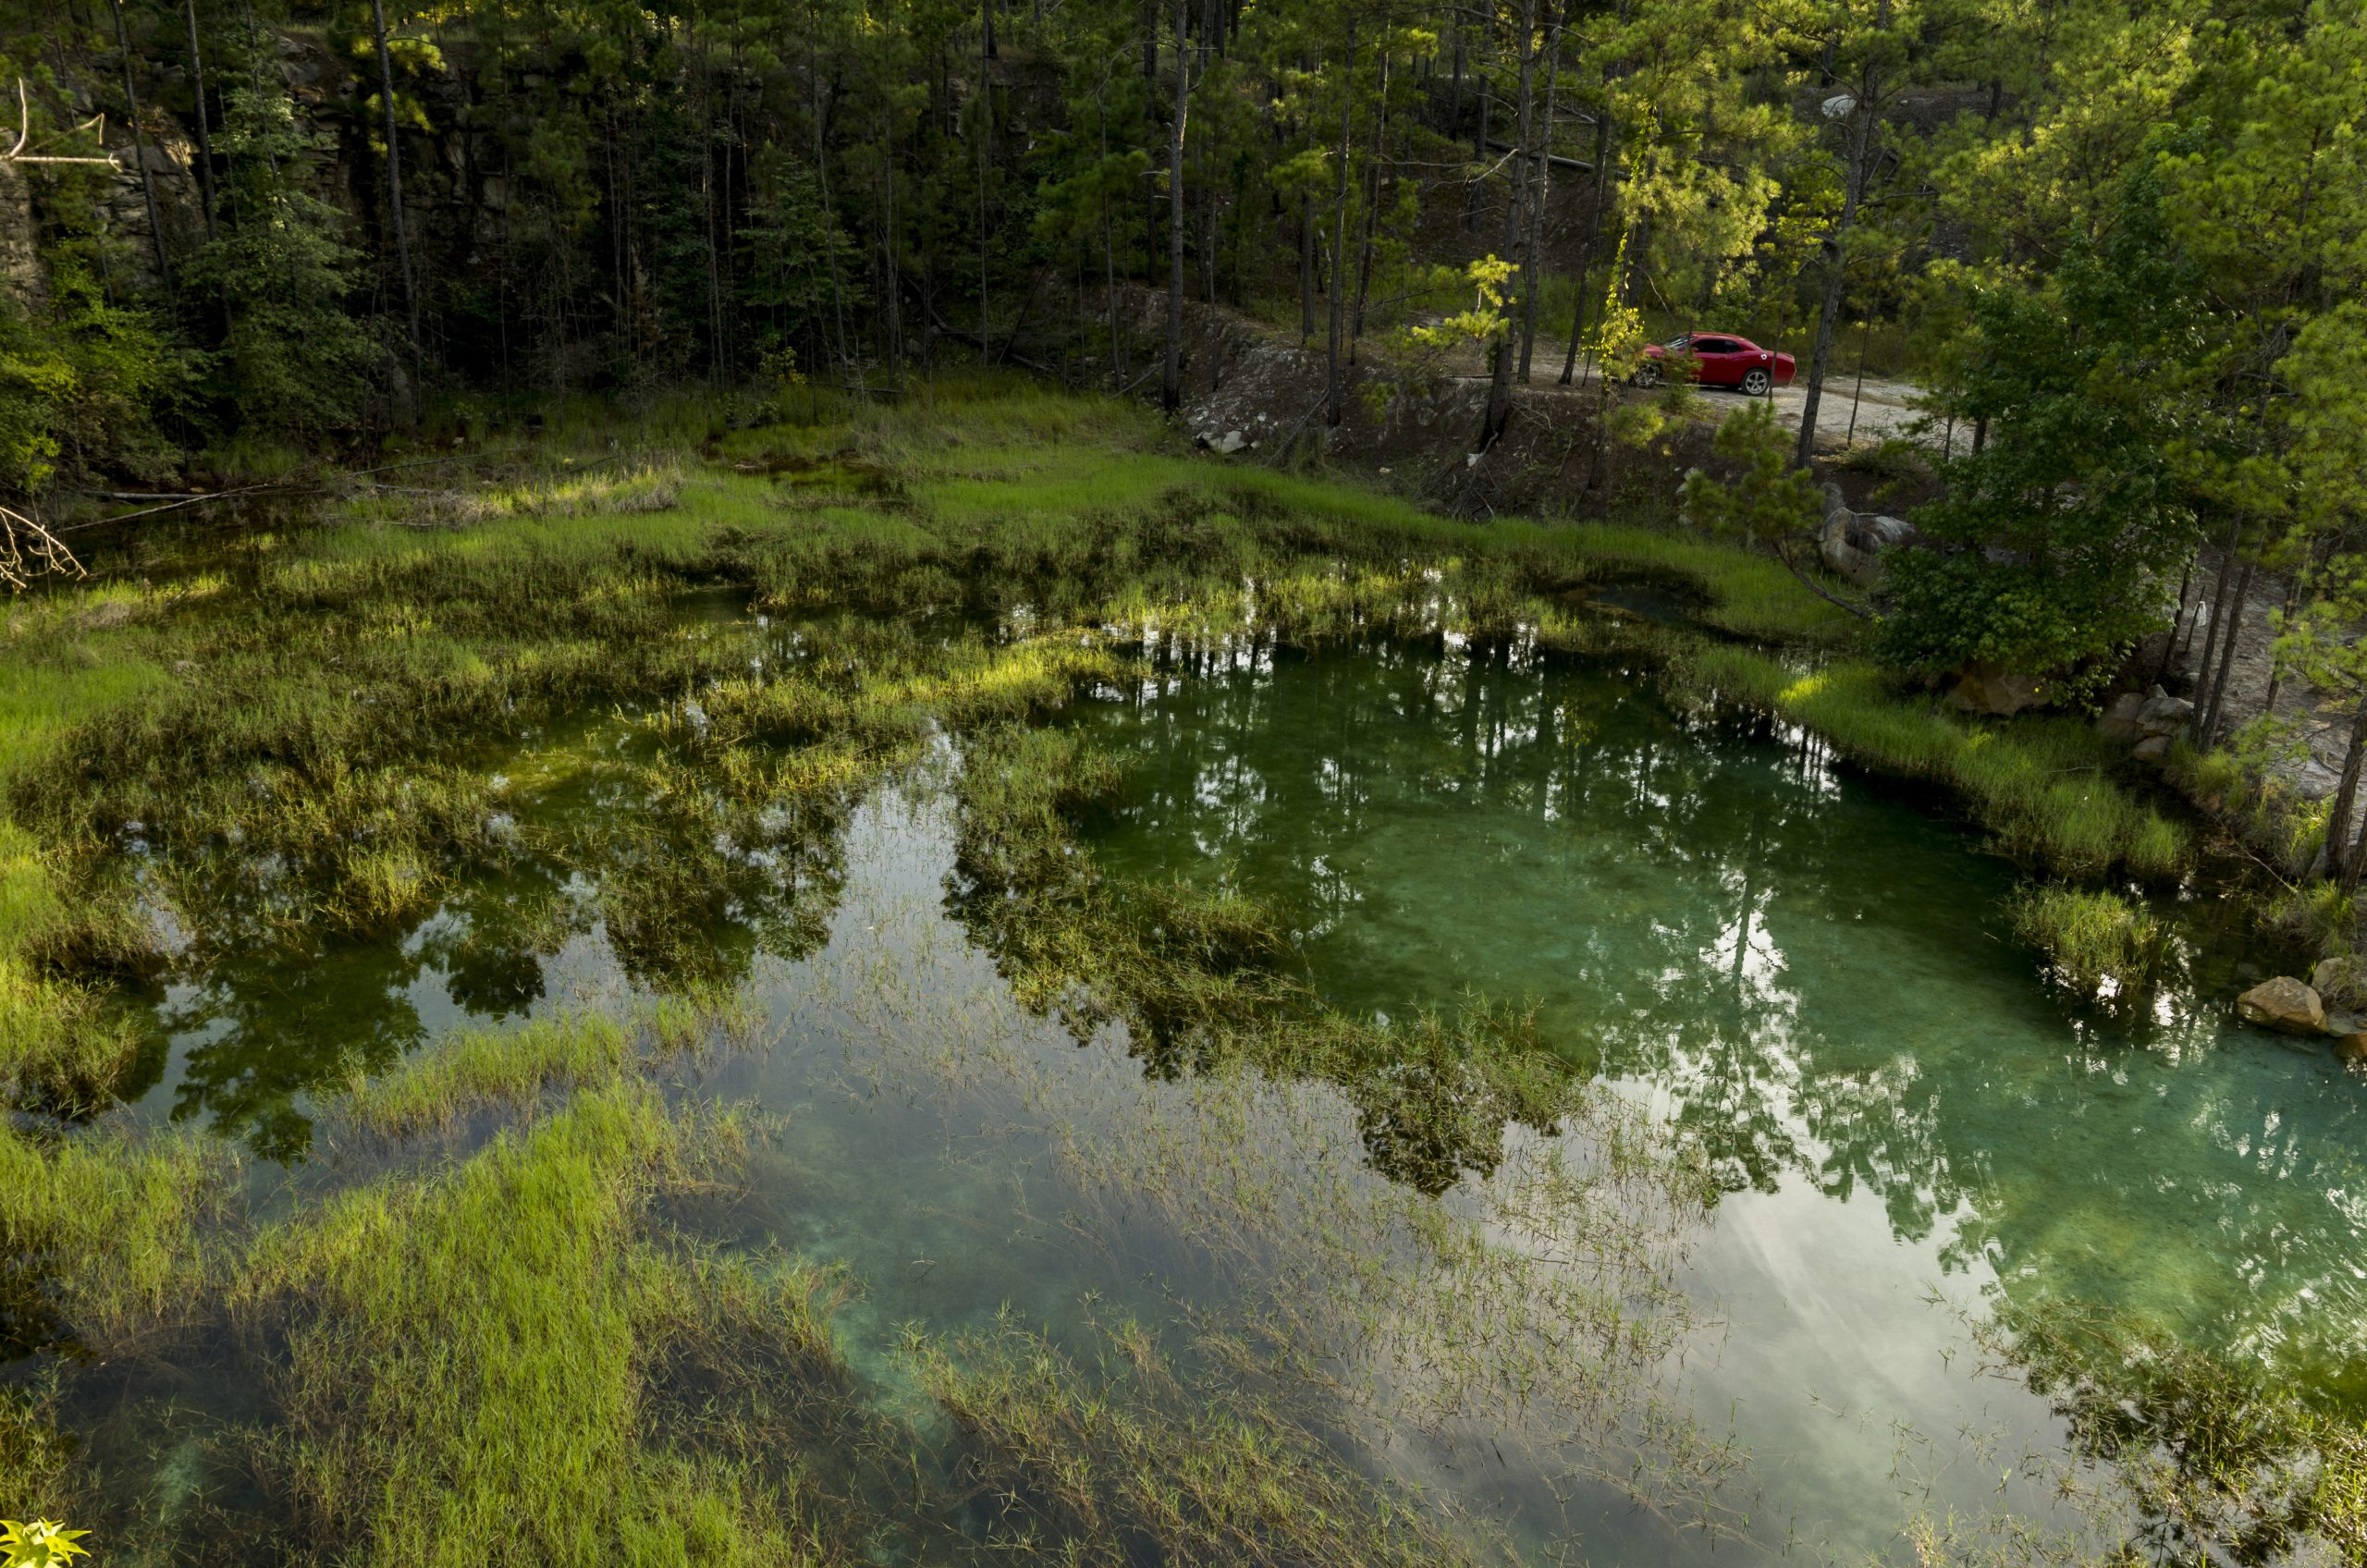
(66, 617, 2367, 1562)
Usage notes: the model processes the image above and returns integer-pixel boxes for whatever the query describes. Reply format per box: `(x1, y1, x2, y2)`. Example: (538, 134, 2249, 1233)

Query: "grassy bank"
(0, 374, 2236, 1561)
(1, 374, 2184, 1121)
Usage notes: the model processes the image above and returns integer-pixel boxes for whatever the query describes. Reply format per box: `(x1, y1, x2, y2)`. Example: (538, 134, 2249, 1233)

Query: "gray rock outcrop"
(1815, 484, 1913, 588)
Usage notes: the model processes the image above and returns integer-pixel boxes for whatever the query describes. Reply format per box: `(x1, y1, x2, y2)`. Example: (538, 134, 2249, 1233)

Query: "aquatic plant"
(916, 1314, 1490, 1567)
(2007, 884, 2167, 998)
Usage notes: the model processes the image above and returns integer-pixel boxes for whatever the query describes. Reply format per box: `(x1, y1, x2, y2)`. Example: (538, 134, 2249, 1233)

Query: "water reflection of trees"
(151, 764, 852, 1160)
(1071, 640, 2367, 1374)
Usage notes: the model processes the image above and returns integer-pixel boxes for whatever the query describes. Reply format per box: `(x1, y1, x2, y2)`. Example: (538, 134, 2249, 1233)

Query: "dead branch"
(5, 79, 118, 168)
(1, 504, 87, 590)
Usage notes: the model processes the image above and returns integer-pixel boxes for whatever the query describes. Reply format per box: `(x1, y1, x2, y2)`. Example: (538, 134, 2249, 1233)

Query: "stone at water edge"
(2236, 976, 2328, 1035)
(2337, 1034, 2367, 1066)
(2313, 955, 2367, 1009)
(2097, 692, 2148, 742)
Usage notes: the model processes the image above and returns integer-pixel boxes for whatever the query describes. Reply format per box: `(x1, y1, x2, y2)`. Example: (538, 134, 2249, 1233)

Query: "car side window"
(1698, 337, 1736, 354)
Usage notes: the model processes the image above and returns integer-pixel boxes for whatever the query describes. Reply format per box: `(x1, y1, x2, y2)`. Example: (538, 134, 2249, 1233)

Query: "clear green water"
(75, 624, 2367, 1562)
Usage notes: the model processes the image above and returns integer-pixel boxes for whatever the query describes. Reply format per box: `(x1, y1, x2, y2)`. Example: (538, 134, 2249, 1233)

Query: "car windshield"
(1662, 335, 1691, 349)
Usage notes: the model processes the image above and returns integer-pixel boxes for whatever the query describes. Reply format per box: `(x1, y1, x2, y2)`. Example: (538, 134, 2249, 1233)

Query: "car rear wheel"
(1741, 367, 1772, 397)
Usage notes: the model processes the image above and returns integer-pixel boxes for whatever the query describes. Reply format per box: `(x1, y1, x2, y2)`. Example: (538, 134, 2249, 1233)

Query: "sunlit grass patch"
(1667, 643, 2187, 878)
(2008, 884, 2167, 998)
(235, 1084, 845, 1564)
(337, 994, 763, 1139)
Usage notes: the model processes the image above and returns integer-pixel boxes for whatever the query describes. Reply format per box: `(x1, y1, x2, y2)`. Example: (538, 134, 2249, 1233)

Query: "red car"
(1635, 333, 1796, 397)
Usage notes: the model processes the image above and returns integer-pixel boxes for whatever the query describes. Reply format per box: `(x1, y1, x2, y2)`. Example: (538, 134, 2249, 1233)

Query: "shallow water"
(71, 619, 2367, 1562)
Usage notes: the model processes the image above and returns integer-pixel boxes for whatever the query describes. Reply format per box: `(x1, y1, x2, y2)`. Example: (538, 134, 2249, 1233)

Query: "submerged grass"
(236, 1084, 840, 1566)
(917, 1313, 1493, 1567)
(335, 992, 760, 1138)
(2007, 885, 2167, 998)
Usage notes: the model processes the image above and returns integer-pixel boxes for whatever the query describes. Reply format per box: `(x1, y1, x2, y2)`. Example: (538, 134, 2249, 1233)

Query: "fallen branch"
(0, 503, 85, 589)
(59, 482, 292, 532)
(4, 79, 117, 167)
(1773, 537, 1874, 620)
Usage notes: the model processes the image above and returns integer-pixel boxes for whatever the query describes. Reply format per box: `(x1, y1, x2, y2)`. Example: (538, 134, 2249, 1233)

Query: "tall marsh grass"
(1666, 644, 2187, 879)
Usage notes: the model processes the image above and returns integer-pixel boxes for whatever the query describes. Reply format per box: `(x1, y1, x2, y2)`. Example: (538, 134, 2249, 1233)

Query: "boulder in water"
(2237, 976, 2326, 1035)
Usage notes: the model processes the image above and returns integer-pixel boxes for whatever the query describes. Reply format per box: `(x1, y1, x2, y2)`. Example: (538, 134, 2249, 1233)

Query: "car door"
(1689, 337, 1741, 386)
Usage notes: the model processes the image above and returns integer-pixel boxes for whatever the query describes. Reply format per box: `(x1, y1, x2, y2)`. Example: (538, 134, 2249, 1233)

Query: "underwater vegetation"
(0, 380, 2323, 1564)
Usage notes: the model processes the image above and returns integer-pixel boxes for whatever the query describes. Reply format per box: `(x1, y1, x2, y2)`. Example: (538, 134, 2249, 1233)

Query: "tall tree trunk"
(1560, 111, 1612, 385)
(1794, 2, 1888, 468)
(1465, 57, 1489, 232)
(1100, 89, 1123, 389)
(977, 13, 994, 357)
(2190, 521, 2243, 695)
(1323, 25, 1355, 429)
(813, 77, 852, 385)
(1446, 40, 1464, 139)
(182, 0, 217, 242)
(110, 0, 170, 288)
(1161, 0, 1188, 412)
(1516, 3, 1562, 382)
(368, 0, 420, 353)
(2328, 702, 2367, 883)
(882, 109, 903, 387)
(1298, 194, 1315, 343)
(1349, 49, 1388, 360)
(1479, 0, 1538, 450)
(2199, 554, 2256, 745)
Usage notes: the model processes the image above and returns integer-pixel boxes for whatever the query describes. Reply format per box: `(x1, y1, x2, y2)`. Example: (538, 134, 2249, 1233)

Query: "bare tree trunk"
(1161, 0, 1188, 412)
(1100, 87, 1123, 389)
(1465, 53, 1489, 232)
(368, 0, 420, 354)
(182, 0, 217, 242)
(1298, 195, 1315, 343)
(1324, 24, 1355, 429)
(1794, 4, 1888, 468)
(2199, 554, 2256, 745)
(1560, 111, 1612, 385)
(1479, 0, 1538, 450)
(1348, 49, 1388, 361)
(2190, 521, 2243, 700)
(882, 109, 903, 387)
(812, 73, 852, 385)
(110, 0, 170, 288)
(2263, 571, 2301, 717)
(2329, 702, 2367, 883)
(977, 10, 994, 358)
(1517, 2, 1562, 382)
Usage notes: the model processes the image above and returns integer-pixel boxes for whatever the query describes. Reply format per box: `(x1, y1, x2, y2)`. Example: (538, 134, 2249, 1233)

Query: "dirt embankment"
(1099, 288, 1720, 520)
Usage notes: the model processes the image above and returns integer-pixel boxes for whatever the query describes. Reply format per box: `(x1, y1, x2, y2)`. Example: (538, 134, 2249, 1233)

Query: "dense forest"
(4, 0, 2363, 773)
(10, 0, 2367, 1559)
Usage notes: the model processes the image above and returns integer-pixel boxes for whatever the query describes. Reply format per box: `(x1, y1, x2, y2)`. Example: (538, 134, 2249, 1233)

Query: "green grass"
(1664, 644, 2187, 879)
(0, 374, 2195, 1118)
(335, 994, 759, 1138)
(237, 1084, 843, 1565)
(2008, 884, 2167, 998)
